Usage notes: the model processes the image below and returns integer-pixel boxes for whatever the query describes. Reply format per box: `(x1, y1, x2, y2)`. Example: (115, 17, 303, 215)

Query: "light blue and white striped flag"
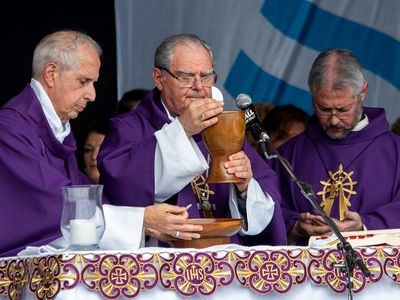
(115, 0, 400, 124)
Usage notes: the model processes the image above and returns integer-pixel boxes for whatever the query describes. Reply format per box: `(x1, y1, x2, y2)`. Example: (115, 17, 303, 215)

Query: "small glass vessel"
(60, 184, 105, 251)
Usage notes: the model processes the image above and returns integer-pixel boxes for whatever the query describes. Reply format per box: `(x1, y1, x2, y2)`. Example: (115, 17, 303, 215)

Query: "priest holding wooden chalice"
(98, 33, 286, 248)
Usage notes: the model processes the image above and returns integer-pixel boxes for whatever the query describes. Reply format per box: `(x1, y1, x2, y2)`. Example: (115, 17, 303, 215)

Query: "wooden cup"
(202, 110, 245, 183)
(175, 218, 243, 248)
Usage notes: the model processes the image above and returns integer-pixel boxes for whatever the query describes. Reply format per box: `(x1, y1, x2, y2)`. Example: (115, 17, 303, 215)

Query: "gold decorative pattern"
(191, 174, 215, 202)
(0, 247, 399, 298)
(308, 247, 384, 293)
(383, 247, 400, 283)
(0, 258, 30, 300)
(81, 253, 158, 299)
(236, 249, 307, 294)
(29, 254, 79, 300)
(159, 252, 234, 296)
(317, 164, 358, 220)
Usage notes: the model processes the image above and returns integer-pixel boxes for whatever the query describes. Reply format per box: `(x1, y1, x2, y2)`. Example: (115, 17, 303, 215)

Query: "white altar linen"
(1, 244, 399, 299)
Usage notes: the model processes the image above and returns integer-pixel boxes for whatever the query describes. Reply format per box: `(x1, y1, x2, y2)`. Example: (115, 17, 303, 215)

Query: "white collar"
(30, 78, 71, 143)
(161, 101, 176, 121)
(352, 113, 369, 131)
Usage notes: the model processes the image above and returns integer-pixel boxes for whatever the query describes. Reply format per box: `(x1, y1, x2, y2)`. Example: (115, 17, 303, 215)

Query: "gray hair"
(308, 49, 365, 98)
(32, 30, 102, 78)
(154, 33, 213, 68)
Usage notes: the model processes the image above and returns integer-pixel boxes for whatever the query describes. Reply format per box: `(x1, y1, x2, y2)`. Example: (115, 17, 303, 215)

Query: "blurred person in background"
(391, 118, 400, 136)
(116, 89, 149, 115)
(262, 104, 309, 148)
(83, 121, 108, 183)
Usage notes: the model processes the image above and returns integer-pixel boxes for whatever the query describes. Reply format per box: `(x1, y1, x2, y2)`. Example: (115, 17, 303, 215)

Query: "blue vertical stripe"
(261, 0, 400, 90)
(225, 50, 312, 114)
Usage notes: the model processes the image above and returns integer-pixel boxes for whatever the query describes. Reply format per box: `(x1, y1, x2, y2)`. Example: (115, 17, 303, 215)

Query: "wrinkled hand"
(145, 227, 175, 243)
(289, 210, 364, 243)
(289, 212, 332, 242)
(178, 97, 224, 137)
(145, 228, 186, 248)
(333, 210, 363, 232)
(224, 151, 253, 193)
(144, 203, 203, 240)
(311, 211, 363, 232)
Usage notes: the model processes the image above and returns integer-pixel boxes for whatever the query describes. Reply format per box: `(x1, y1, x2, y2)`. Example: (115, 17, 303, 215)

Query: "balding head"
(308, 49, 365, 98)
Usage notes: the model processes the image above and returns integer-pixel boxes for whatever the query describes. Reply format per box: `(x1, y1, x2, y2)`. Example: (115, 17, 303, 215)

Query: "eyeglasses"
(313, 96, 361, 119)
(157, 67, 218, 88)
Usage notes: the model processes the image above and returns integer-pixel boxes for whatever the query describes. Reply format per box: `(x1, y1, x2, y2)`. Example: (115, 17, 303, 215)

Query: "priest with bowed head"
(0, 30, 200, 256)
(271, 49, 400, 245)
(98, 33, 286, 246)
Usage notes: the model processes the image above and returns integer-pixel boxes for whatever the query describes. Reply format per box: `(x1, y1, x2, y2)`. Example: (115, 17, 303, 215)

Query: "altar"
(1, 245, 399, 299)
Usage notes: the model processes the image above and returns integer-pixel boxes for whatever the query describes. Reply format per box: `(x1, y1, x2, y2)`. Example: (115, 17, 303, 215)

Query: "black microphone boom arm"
(263, 137, 371, 299)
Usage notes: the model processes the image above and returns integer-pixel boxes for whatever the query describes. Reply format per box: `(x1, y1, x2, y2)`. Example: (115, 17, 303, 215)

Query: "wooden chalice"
(202, 110, 246, 183)
(175, 111, 245, 249)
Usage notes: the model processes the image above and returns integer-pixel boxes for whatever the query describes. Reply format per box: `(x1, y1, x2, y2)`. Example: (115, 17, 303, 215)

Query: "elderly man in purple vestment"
(270, 49, 400, 245)
(98, 33, 286, 246)
(0, 30, 196, 257)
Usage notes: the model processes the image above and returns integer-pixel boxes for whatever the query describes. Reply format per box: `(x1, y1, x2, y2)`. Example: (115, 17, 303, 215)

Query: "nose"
(92, 146, 100, 161)
(191, 77, 204, 91)
(86, 84, 96, 102)
(329, 114, 341, 126)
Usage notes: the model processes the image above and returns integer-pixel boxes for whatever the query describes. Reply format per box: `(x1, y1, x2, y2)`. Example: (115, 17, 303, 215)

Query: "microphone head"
(235, 93, 252, 109)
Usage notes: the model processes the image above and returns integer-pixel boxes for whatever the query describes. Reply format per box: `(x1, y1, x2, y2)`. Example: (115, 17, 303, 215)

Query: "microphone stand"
(257, 138, 371, 299)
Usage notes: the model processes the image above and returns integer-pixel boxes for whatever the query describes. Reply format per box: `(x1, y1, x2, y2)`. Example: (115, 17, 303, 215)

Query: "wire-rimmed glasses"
(313, 96, 361, 119)
(158, 67, 218, 88)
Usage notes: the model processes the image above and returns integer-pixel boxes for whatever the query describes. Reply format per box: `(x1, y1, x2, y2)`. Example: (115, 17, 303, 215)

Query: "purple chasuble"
(271, 108, 400, 244)
(0, 85, 92, 257)
(99, 88, 286, 246)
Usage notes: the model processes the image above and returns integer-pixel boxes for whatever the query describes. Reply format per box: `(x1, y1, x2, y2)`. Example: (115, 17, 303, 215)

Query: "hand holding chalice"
(202, 110, 246, 183)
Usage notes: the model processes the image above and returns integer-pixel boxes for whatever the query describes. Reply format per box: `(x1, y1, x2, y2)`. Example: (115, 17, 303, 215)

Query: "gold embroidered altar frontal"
(0, 246, 399, 299)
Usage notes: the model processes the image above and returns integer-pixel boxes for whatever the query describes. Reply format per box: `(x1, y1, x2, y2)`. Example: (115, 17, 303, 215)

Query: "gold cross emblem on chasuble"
(317, 164, 358, 220)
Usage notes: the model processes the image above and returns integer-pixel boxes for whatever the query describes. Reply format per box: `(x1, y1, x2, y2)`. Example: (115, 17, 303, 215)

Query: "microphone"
(235, 93, 269, 142)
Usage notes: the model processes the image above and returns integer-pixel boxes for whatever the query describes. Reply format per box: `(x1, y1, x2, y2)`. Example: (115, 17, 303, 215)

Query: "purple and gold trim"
(0, 246, 399, 299)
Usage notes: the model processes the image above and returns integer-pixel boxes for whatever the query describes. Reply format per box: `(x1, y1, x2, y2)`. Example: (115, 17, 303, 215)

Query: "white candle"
(70, 219, 97, 245)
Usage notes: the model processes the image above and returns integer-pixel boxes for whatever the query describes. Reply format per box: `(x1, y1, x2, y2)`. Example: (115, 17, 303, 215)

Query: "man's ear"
(152, 67, 163, 91)
(360, 81, 368, 103)
(43, 63, 58, 88)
